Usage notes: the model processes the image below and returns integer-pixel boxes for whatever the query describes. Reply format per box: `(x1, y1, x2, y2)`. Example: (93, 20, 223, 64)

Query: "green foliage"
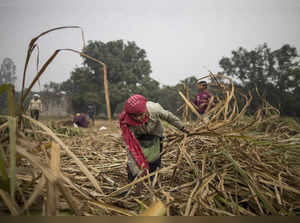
(154, 79, 196, 118)
(0, 58, 16, 115)
(156, 85, 181, 114)
(219, 43, 300, 117)
(60, 40, 160, 116)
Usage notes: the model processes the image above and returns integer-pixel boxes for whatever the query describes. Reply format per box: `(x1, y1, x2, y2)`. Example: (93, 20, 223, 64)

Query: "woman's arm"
(152, 102, 185, 131)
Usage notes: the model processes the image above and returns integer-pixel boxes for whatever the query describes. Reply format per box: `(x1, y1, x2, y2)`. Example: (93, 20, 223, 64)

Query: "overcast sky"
(1, 0, 300, 91)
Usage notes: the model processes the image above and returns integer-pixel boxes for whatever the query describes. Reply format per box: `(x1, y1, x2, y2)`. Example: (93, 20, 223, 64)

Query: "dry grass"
(2, 83, 300, 216)
(5, 110, 298, 216)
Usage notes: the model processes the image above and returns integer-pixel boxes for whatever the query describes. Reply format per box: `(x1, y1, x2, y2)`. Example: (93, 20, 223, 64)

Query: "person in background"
(73, 113, 89, 128)
(119, 94, 189, 183)
(87, 104, 96, 126)
(193, 80, 214, 116)
(28, 94, 43, 120)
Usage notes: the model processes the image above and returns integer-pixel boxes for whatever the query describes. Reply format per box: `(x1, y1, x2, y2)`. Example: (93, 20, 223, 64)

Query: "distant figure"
(87, 104, 96, 125)
(73, 113, 89, 128)
(28, 94, 43, 120)
(193, 80, 214, 116)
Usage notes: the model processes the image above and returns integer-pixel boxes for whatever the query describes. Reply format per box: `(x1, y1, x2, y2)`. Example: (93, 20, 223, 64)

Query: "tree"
(283, 67, 300, 117)
(156, 85, 182, 116)
(0, 58, 16, 114)
(62, 66, 103, 113)
(219, 43, 300, 116)
(0, 58, 16, 85)
(61, 40, 160, 117)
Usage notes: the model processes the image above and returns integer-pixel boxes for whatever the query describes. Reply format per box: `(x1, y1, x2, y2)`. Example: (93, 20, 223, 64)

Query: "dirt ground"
(90, 119, 121, 135)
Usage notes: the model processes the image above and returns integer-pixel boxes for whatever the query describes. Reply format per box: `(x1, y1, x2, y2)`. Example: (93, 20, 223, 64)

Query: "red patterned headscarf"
(119, 94, 149, 172)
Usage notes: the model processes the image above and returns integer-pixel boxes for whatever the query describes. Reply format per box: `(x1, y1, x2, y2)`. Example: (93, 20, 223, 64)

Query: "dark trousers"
(30, 110, 40, 120)
(127, 158, 161, 182)
(88, 112, 95, 122)
(127, 137, 163, 182)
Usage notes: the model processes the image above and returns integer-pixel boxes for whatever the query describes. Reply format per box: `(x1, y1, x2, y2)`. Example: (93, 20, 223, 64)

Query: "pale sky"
(1, 0, 300, 91)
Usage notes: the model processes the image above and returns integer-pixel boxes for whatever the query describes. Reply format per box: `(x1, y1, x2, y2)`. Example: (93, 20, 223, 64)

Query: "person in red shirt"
(193, 80, 214, 115)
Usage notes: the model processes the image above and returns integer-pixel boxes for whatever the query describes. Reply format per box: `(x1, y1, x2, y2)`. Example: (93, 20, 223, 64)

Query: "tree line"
(1, 40, 300, 119)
